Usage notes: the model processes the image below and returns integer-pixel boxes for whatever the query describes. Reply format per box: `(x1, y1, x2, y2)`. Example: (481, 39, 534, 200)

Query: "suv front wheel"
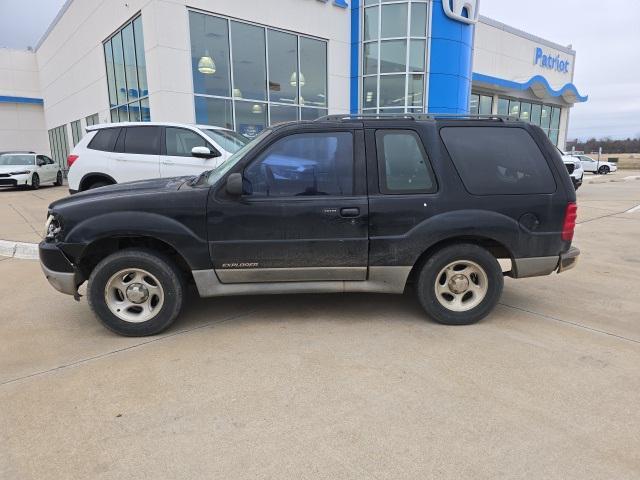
(87, 249, 184, 336)
(416, 244, 504, 325)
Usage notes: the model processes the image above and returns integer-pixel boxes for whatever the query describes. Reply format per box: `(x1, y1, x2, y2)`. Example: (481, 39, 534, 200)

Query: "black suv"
(39, 114, 579, 336)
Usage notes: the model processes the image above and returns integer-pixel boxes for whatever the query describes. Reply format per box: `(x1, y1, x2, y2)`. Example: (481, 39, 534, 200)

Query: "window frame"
(375, 128, 438, 195)
(240, 129, 358, 200)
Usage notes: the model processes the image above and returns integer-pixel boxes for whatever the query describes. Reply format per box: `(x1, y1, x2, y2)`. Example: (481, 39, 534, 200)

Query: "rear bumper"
(511, 246, 580, 278)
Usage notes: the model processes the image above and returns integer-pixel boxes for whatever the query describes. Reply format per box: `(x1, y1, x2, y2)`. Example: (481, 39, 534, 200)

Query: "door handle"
(340, 207, 360, 218)
(161, 160, 174, 165)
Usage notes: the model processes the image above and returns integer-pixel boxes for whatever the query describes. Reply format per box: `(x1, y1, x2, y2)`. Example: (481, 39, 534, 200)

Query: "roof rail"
(314, 113, 518, 122)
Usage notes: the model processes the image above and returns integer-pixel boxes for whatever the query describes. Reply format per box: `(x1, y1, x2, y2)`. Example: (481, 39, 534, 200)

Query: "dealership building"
(0, 0, 587, 168)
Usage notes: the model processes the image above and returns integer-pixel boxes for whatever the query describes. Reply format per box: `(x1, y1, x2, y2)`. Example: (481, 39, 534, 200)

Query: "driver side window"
(243, 132, 354, 197)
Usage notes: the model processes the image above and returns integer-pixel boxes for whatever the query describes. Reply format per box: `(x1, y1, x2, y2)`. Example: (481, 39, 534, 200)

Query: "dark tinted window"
(244, 132, 353, 197)
(87, 128, 121, 152)
(376, 130, 436, 193)
(165, 128, 211, 157)
(440, 126, 556, 195)
(123, 127, 160, 155)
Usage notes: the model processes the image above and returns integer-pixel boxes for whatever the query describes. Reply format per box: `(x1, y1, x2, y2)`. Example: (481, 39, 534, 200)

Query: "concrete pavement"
(1, 176, 639, 479)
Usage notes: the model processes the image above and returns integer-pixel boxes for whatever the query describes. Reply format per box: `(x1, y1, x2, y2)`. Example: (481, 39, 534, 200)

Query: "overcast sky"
(1, 0, 638, 140)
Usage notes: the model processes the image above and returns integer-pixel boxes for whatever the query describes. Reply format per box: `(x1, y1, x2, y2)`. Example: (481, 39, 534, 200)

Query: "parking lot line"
(625, 204, 640, 213)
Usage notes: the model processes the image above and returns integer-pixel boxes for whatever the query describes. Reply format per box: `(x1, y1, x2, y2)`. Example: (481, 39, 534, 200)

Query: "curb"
(0, 240, 39, 260)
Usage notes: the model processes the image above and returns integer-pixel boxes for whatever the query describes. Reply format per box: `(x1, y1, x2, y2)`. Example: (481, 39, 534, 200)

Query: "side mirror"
(191, 146, 220, 159)
(226, 172, 243, 196)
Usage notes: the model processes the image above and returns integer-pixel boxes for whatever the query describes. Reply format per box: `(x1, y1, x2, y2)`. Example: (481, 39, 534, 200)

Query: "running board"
(192, 266, 412, 298)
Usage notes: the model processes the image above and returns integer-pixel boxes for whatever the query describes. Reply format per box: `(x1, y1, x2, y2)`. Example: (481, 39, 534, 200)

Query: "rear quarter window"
(440, 126, 556, 195)
(87, 128, 121, 152)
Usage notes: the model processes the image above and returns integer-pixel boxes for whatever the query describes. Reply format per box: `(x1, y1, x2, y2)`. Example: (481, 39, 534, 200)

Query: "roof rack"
(314, 113, 518, 122)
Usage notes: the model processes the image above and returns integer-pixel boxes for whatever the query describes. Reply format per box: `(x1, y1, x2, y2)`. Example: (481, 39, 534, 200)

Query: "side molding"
(193, 266, 412, 298)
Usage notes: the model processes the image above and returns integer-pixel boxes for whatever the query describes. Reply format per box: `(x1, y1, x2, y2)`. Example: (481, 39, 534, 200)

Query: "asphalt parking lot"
(1, 173, 640, 479)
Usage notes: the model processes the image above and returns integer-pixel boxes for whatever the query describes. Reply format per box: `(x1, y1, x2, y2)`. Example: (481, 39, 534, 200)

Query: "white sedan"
(0, 151, 63, 189)
(575, 155, 618, 175)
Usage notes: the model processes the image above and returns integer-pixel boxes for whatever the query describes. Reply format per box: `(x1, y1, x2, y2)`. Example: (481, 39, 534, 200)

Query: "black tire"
(86, 181, 110, 190)
(598, 166, 610, 175)
(31, 173, 40, 189)
(415, 243, 504, 325)
(87, 248, 185, 336)
(54, 170, 63, 186)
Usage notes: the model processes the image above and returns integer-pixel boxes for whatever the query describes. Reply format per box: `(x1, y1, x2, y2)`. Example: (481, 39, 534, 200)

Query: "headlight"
(45, 214, 63, 241)
(9, 170, 30, 175)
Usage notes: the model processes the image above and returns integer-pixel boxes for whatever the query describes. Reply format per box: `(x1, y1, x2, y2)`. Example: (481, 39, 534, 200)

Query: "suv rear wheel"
(416, 244, 503, 325)
(87, 249, 184, 336)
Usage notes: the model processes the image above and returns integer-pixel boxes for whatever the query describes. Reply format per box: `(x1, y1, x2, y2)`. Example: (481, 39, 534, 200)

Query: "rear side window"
(440, 126, 556, 195)
(376, 130, 437, 193)
(244, 132, 354, 197)
(87, 128, 121, 152)
(122, 127, 161, 155)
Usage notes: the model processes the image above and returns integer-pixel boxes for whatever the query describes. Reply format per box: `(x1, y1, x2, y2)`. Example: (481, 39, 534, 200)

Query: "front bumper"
(511, 246, 580, 278)
(0, 173, 30, 186)
(39, 241, 82, 297)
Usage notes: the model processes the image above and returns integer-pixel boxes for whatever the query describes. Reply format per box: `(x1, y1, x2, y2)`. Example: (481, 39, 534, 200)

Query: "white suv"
(67, 122, 248, 193)
(0, 151, 63, 189)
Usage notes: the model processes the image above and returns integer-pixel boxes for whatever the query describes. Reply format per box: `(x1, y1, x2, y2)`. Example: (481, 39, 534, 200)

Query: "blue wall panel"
(427, 0, 474, 114)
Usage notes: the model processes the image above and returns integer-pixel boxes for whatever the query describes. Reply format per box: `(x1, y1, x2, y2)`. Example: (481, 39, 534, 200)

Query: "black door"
(207, 128, 368, 283)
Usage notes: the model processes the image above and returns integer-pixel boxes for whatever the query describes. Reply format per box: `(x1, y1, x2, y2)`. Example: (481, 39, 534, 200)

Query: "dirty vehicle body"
(40, 115, 579, 336)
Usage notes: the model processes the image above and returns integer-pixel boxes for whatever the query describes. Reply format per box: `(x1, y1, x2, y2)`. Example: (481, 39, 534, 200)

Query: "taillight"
(561, 202, 577, 241)
(67, 155, 78, 168)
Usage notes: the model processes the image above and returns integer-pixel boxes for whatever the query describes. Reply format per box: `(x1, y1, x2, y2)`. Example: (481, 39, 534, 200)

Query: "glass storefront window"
(508, 100, 520, 117)
(479, 95, 492, 115)
(268, 30, 297, 104)
(190, 13, 231, 97)
(520, 102, 531, 122)
(300, 107, 328, 121)
(48, 125, 69, 170)
(189, 11, 329, 131)
(231, 22, 267, 102)
(300, 37, 327, 108)
(381, 3, 408, 38)
(407, 75, 424, 107)
(530, 104, 542, 126)
(363, 42, 378, 75)
(364, 6, 379, 41)
(270, 104, 298, 125)
(103, 15, 149, 122)
(469, 94, 479, 115)
(496, 96, 562, 145)
(380, 40, 406, 73)
(362, 76, 378, 109)
(408, 40, 426, 72)
(236, 101, 267, 139)
(540, 105, 551, 129)
(379, 75, 405, 107)
(362, 1, 428, 113)
(497, 98, 509, 115)
(195, 96, 233, 130)
(410, 3, 428, 37)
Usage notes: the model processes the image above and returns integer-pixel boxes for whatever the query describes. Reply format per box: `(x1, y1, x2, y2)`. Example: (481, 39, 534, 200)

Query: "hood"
(0, 164, 35, 174)
(50, 176, 193, 210)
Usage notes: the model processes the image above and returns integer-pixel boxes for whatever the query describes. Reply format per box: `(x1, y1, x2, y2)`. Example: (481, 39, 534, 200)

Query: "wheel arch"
(79, 172, 116, 191)
(407, 235, 514, 285)
(74, 236, 194, 286)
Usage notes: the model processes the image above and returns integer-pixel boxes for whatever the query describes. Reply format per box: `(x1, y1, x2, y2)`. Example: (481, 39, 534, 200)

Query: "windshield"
(206, 129, 272, 185)
(0, 154, 35, 166)
(204, 129, 249, 154)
